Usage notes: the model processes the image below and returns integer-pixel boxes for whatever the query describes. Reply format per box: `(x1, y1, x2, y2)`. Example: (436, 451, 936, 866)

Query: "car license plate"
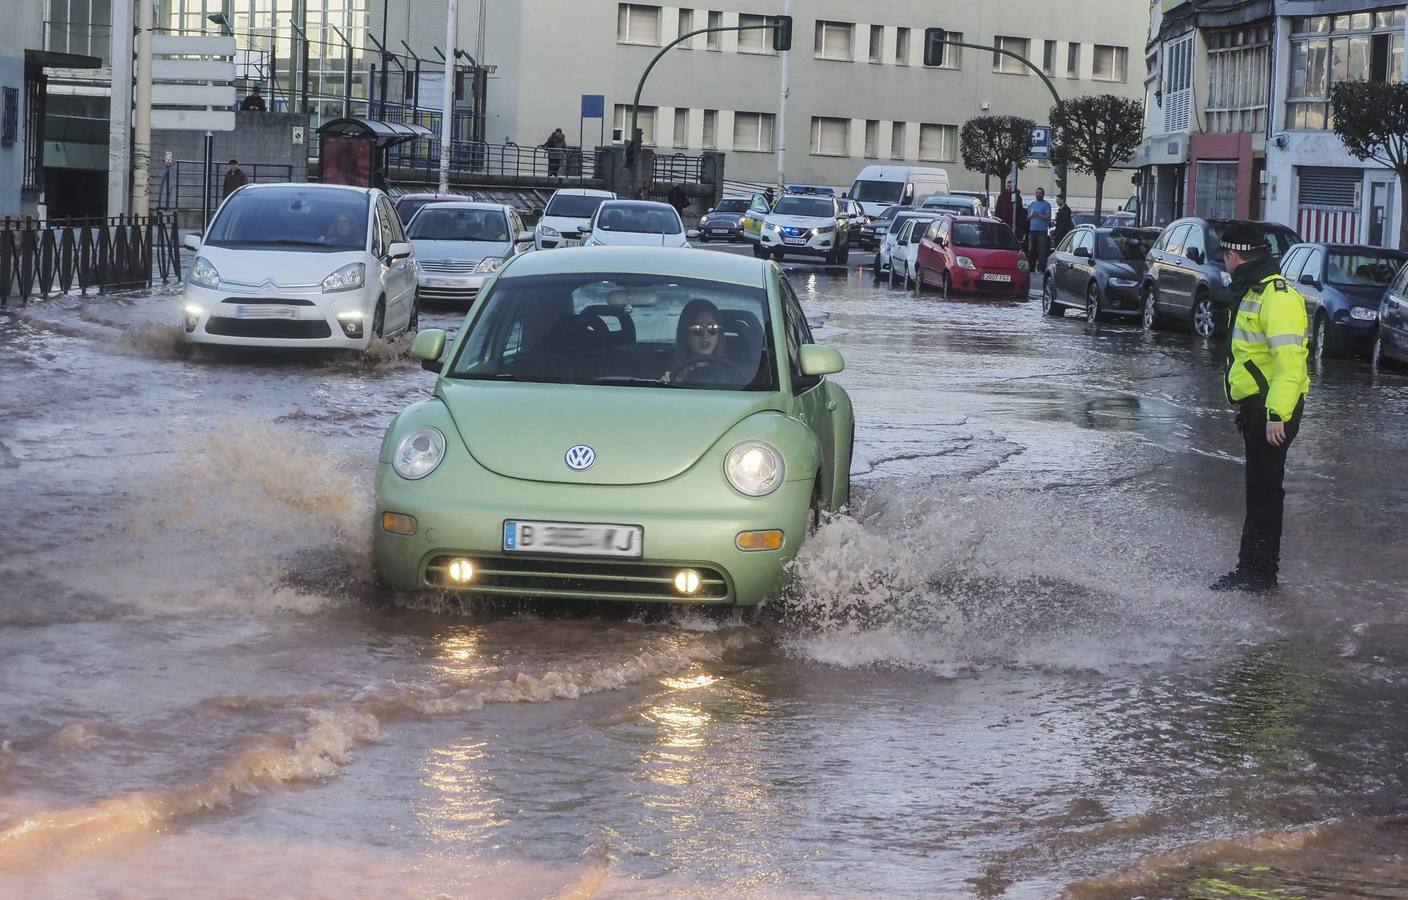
(981, 273, 1012, 283)
(503, 520, 643, 558)
(562, 239, 581, 247)
(234, 305, 296, 319)
(710, 228, 729, 235)
(783, 237, 807, 246)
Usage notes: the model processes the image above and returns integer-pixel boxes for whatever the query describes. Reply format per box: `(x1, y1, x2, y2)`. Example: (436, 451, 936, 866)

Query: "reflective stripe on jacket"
(1224, 273, 1310, 421)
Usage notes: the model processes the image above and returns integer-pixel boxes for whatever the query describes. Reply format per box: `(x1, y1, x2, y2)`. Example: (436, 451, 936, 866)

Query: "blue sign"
(580, 94, 605, 118)
(1031, 125, 1051, 160)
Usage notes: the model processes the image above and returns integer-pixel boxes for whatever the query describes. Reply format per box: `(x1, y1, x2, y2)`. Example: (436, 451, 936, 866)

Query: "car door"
(1156, 224, 1195, 314)
(778, 276, 835, 487)
(916, 219, 942, 283)
(378, 196, 416, 330)
(1065, 229, 1097, 302)
(1296, 247, 1325, 321)
(1382, 262, 1408, 356)
(1048, 229, 1077, 299)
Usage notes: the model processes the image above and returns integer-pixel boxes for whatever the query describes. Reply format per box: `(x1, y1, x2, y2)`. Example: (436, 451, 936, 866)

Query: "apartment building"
(480, 0, 1148, 201)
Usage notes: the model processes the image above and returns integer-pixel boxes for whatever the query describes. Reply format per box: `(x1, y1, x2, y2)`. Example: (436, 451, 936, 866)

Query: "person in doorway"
(238, 85, 266, 111)
(763, 187, 777, 208)
(1210, 221, 1310, 595)
(543, 128, 567, 176)
(1052, 192, 1075, 247)
(1026, 186, 1052, 271)
(222, 159, 248, 199)
(667, 183, 690, 218)
(995, 178, 1024, 240)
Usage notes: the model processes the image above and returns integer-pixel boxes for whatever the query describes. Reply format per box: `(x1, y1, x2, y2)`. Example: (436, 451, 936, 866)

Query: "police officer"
(1211, 221, 1310, 594)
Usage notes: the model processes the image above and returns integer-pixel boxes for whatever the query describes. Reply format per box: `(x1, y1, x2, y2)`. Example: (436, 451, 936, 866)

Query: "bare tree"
(959, 115, 1035, 198)
(1048, 95, 1142, 219)
(1332, 80, 1408, 250)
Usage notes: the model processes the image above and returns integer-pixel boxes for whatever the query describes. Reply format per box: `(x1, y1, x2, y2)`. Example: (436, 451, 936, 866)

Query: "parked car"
(406, 202, 534, 306)
(1141, 217, 1300, 336)
(697, 197, 753, 242)
(948, 189, 991, 216)
(848, 164, 950, 218)
(757, 189, 851, 264)
(874, 210, 938, 279)
(914, 215, 1030, 299)
(888, 216, 938, 289)
(394, 192, 464, 227)
(583, 200, 690, 248)
(378, 247, 854, 607)
(858, 204, 901, 251)
(1042, 225, 1160, 323)
(1279, 243, 1408, 359)
(921, 195, 985, 216)
(181, 183, 417, 349)
(1101, 211, 1137, 227)
(536, 188, 616, 249)
(1374, 260, 1408, 368)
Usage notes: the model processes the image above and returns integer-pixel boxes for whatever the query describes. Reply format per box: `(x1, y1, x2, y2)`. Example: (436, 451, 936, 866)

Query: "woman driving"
(675, 298, 726, 364)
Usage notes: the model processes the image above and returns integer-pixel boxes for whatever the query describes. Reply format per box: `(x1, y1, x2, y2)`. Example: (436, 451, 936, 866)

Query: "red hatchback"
(915, 215, 1030, 298)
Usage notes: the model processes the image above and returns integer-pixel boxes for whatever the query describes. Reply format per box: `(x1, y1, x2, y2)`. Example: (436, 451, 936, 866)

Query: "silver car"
(406, 202, 534, 305)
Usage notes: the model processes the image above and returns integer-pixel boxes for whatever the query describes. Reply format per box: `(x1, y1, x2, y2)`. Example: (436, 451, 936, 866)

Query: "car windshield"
(596, 204, 682, 234)
(205, 188, 368, 250)
(1097, 230, 1156, 261)
(407, 207, 510, 242)
(397, 198, 445, 226)
(849, 179, 905, 204)
(1207, 223, 1297, 263)
(773, 197, 833, 217)
(545, 194, 610, 218)
(447, 272, 777, 391)
(875, 206, 901, 222)
(922, 197, 971, 212)
(714, 198, 750, 214)
(952, 222, 1018, 249)
(1327, 251, 1404, 287)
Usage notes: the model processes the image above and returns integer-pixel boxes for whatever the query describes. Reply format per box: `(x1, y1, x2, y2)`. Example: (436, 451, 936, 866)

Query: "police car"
(756, 186, 852, 264)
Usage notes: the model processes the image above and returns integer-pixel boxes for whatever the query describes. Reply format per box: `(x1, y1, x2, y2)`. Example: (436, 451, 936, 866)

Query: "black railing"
(384, 140, 599, 181)
(0, 214, 183, 305)
(652, 152, 705, 185)
(158, 161, 296, 213)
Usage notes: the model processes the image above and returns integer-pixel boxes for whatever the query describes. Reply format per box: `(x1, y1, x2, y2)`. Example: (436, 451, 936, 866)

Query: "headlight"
(955, 256, 976, 269)
(1017, 258, 1030, 272)
(815, 224, 835, 235)
(724, 441, 784, 497)
(474, 257, 504, 273)
(1351, 306, 1379, 321)
(538, 224, 560, 238)
(190, 256, 220, 289)
(1109, 277, 1140, 287)
(1220, 270, 1233, 288)
(765, 223, 781, 233)
(322, 262, 365, 293)
(699, 216, 711, 226)
(392, 427, 447, 480)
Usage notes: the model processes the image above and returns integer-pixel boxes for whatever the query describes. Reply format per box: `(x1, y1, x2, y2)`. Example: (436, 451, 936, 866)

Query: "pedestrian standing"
(543, 128, 567, 177)
(1052, 192, 1075, 247)
(222, 159, 248, 199)
(995, 178, 1024, 239)
(238, 85, 266, 111)
(1211, 221, 1310, 594)
(1026, 186, 1052, 272)
(667, 183, 690, 218)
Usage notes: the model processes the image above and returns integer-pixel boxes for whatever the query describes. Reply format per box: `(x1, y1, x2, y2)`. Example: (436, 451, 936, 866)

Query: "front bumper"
(1333, 313, 1378, 352)
(759, 229, 838, 256)
(375, 453, 812, 606)
(699, 222, 743, 240)
(416, 271, 490, 305)
(948, 267, 1031, 297)
(181, 283, 371, 349)
(1104, 281, 1143, 313)
(535, 231, 585, 250)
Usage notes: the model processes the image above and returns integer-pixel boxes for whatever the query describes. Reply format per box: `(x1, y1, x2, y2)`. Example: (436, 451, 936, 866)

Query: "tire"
(1141, 284, 1162, 331)
(904, 263, 914, 290)
(699, 235, 710, 244)
(872, 253, 882, 282)
(1042, 279, 1063, 317)
(914, 265, 924, 293)
(1190, 290, 1215, 337)
(942, 271, 952, 299)
(408, 292, 420, 333)
(772, 248, 785, 262)
(887, 262, 896, 288)
(1085, 282, 1103, 325)
(1372, 329, 1394, 369)
(751, 242, 766, 259)
(372, 299, 386, 340)
(1312, 313, 1332, 361)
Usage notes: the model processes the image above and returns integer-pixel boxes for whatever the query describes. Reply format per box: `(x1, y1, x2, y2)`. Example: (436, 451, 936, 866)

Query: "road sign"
(1031, 125, 1051, 160)
(152, 35, 236, 56)
(581, 94, 605, 118)
(152, 58, 235, 83)
(151, 109, 235, 132)
(152, 83, 235, 107)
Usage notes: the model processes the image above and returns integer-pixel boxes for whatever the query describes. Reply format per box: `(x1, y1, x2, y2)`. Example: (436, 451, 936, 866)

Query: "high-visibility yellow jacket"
(1225, 273, 1310, 421)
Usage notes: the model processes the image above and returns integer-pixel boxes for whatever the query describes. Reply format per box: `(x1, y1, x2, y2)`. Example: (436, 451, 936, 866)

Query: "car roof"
(945, 215, 1003, 223)
(550, 188, 616, 198)
(1295, 242, 1408, 255)
(396, 192, 463, 202)
(499, 246, 767, 288)
(409, 201, 510, 213)
(241, 182, 371, 197)
(599, 199, 676, 210)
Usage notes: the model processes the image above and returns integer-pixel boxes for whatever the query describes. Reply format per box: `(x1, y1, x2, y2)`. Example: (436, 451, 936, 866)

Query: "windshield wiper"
(589, 377, 670, 388)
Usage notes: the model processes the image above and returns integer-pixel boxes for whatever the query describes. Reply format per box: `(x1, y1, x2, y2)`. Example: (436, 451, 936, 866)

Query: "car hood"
(956, 246, 1024, 266)
(589, 230, 684, 247)
(438, 381, 778, 485)
(195, 244, 365, 289)
(1332, 284, 1389, 307)
(1101, 260, 1145, 281)
(411, 238, 509, 263)
(766, 216, 829, 229)
(704, 212, 743, 225)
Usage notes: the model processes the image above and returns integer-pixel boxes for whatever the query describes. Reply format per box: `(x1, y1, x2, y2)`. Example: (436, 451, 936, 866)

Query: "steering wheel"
(670, 354, 750, 385)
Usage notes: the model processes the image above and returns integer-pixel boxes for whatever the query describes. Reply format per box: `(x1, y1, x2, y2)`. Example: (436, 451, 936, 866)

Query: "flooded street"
(3, 250, 1408, 898)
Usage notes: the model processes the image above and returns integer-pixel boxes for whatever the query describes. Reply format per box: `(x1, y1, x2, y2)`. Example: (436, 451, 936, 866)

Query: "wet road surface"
(3, 247, 1408, 898)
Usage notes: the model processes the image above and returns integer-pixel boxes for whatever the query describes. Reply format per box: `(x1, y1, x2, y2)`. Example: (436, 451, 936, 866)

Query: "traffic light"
(771, 15, 792, 52)
(923, 28, 947, 67)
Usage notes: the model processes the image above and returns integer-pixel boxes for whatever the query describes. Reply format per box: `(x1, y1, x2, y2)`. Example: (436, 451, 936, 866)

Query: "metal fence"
(653, 152, 705, 185)
(1, 214, 183, 304)
(385, 140, 600, 182)
(158, 161, 296, 212)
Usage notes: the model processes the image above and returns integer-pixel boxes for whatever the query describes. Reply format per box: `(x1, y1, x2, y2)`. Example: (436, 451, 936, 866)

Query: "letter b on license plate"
(503, 520, 643, 558)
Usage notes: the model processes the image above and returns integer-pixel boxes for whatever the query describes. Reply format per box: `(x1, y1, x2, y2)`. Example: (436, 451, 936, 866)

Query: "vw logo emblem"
(564, 445, 596, 470)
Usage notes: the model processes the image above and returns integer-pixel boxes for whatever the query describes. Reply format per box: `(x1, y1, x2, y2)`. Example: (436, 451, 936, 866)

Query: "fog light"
(447, 558, 475, 584)
(381, 512, 417, 535)
(337, 310, 364, 338)
(183, 303, 202, 332)
(736, 530, 784, 552)
(673, 569, 702, 595)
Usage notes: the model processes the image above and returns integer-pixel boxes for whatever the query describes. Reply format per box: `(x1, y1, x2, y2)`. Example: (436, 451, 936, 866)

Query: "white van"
(848, 165, 950, 218)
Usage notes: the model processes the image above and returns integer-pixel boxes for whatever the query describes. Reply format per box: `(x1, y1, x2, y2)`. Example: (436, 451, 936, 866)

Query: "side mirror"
(1186, 247, 1204, 264)
(182, 233, 202, 252)
(687, 229, 701, 239)
(517, 230, 534, 244)
(1299, 272, 1320, 289)
(799, 344, 845, 377)
(1073, 246, 1091, 259)
(410, 328, 446, 372)
(706, 207, 714, 214)
(388, 241, 413, 261)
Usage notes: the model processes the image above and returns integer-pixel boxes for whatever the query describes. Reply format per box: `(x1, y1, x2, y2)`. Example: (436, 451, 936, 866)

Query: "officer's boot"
(1210, 569, 1251, 592)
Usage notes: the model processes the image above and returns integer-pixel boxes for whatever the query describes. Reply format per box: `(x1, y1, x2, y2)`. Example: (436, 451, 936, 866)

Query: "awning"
(25, 49, 103, 72)
(316, 117, 434, 149)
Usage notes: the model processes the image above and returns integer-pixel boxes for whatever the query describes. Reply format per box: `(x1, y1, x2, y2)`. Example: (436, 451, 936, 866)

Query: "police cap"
(1220, 220, 1268, 253)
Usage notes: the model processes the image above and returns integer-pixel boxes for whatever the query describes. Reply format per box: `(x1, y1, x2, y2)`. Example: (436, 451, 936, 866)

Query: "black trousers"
(1027, 231, 1050, 272)
(1235, 394, 1305, 574)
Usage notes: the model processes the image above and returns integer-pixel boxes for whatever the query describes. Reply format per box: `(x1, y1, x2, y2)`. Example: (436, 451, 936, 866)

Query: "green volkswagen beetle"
(375, 246, 853, 606)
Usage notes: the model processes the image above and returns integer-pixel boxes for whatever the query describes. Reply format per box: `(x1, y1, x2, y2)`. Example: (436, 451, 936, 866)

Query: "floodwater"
(2, 250, 1408, 899)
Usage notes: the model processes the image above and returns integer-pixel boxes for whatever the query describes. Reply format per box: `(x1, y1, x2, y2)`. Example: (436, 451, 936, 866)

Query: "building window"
(895, 27, 911, 66)
(1, 87, 17, 146)
(616, 4, 661, 46)
(734, 111, 775, 151)
(994, 36, 1030, 75)
(928, 30, 961, 69)
(702, 108, 717, 147)
(707, 11, 723, 50)
(918, 123, 957, 162)
(677, 9, 693, 48)
(1287, 11, 1404, 130)
(1194, 160, 1239, 219)
(890, 121, 907, 159)
(869, 25, 884, 64)
(864, 119, 879, 157)
(810, 116, 849, 156)
(815, 21, 854, 61)
(1092, 44, 1127, 82)
(674, 108, 689, 147)
(1206, 25, 1271, 134)
(1066, 42, 1081, 78)
(1042, 40, 1056, 75)
(1163, 35, 1194, 132)
(738, 14, 775, 54)
(614, 104, 657, 144)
